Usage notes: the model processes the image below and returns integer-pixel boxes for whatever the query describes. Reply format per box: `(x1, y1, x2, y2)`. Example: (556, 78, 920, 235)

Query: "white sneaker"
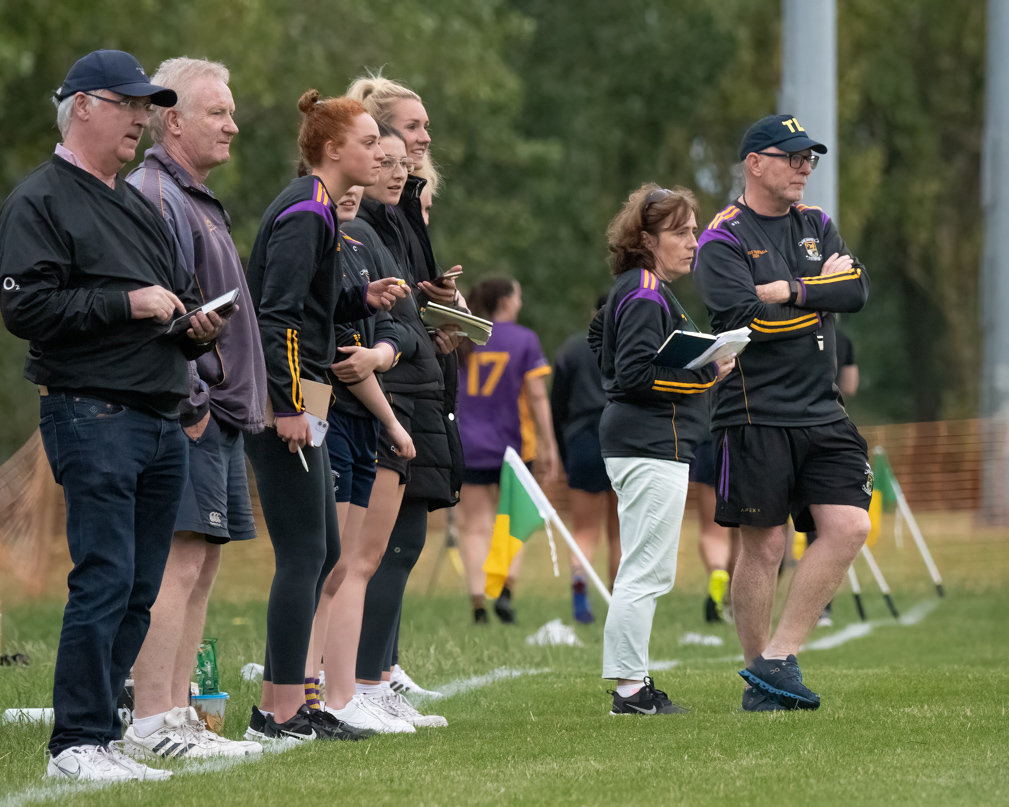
(106, 742, 173, 780)
(184, 709, 263, 757)
(46, 745, 134, 782)
(390, 664, 443, 698)
(355, 692, 415, 734)
(321, 699, 383, 736)
(378, 689, 448, 728)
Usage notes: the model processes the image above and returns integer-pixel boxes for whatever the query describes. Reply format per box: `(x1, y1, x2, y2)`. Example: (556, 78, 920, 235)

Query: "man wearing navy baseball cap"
(694, 114, 871, 713)
(0, 50, 229, 781)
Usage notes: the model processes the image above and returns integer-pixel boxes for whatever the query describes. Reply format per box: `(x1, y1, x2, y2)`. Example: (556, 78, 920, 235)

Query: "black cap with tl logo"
(738, 114, 827, 161)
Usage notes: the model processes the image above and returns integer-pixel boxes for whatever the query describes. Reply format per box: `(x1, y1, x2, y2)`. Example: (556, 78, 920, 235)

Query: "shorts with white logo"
(326, 409, 380, 506)
(174, 413, 256, 544)
(713, 419, 871, 533)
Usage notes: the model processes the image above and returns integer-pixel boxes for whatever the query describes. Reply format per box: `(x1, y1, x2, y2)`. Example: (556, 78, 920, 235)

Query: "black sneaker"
(741, 684, 786, 712)
(474, 607, 488, 624)
(494, 587, 515, 624)
(245, 705, 267, 741)
(738, 655, 820, 710)
(608, 677, 689, 715)
(704, 595, 721, 623)
(265, 704, 360, 741)
(308, 706, 365, 741)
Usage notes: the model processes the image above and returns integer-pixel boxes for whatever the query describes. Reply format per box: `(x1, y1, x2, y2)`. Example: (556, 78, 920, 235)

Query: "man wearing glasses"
(0, 50, 227, 780)
(693, 114, 871, 712)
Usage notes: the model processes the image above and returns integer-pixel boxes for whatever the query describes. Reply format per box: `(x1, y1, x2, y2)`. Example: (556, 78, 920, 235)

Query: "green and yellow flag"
(868, 447, 899, 546)
(483, 448, 545, 598)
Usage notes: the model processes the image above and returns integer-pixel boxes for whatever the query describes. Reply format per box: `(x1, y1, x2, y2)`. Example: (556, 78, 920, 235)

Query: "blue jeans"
(39, 392, 187, 754)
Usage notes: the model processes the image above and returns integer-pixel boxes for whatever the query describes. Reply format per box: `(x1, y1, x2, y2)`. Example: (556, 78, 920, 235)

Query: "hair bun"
(298, 89, 321, 114)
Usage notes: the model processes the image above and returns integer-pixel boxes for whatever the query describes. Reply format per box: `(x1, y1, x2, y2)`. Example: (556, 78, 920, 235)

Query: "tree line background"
(0, 0, 985, 461)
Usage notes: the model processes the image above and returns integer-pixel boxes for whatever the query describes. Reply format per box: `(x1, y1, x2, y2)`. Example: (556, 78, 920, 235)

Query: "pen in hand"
(296, 445, 309, 473)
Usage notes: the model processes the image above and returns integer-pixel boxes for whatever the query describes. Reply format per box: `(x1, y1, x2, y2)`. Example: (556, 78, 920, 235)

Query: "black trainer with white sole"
(245, 705, 267, 741)
(608, 677, 689, 715)
(264, 704, 360, 741)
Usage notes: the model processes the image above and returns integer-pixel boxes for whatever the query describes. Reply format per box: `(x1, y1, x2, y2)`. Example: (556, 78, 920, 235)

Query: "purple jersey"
(457, 321, 551, 469)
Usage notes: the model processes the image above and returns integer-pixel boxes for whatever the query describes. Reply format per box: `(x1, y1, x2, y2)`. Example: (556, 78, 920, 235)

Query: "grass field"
(0, 512, 1006, 806)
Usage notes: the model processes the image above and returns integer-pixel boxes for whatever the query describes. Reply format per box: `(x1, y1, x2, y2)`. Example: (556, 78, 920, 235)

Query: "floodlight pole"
(980, 0, 1009, 524)
(779, 0, 838, 221)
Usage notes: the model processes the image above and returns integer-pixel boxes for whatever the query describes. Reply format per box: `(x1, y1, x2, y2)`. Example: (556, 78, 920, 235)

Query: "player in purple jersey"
(456, 278, 560, 623)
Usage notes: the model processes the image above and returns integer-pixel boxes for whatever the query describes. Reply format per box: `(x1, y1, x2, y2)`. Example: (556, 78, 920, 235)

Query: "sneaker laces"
(92, 744, 133, 774)
(380, 689, 421, 721)
(106, 741, 154, 774)
(642, 676, 670, 701)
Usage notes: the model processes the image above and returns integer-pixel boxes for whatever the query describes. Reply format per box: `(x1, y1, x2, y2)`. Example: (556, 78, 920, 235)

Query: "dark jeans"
(39, 392, 187, 755)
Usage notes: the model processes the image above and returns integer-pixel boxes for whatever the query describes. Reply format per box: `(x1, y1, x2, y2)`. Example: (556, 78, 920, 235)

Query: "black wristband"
(787, 280, 800, 305)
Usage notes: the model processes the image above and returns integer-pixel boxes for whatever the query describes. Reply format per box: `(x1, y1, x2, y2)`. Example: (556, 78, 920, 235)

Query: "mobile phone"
(433, 268, 464, 286)
(305, 413, 330, 448)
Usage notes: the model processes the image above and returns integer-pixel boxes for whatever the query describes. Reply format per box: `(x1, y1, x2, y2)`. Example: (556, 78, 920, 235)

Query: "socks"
(304, 677, 321, 710)
(616, 682, 644, 698)
(131, 710, 170, 739)
(356, 683, 382, 697)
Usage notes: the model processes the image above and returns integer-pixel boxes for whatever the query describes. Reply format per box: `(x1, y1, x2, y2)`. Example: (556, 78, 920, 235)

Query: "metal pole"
(779, 0, 838, 221)
(980, 0, 1009, 524)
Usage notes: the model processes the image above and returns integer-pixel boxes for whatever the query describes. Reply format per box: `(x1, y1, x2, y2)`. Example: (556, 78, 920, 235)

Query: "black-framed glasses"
(379, 157, 416, 172)
(757, 151, 819, 170)
(82, 92, 153, 113)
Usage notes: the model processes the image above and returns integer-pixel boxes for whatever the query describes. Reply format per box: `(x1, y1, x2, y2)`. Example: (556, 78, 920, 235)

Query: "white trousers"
(602, 456, 690, 680)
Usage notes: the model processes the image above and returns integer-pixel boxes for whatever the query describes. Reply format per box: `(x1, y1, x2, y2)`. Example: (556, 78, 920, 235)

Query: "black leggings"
(246, 428, 340, 685)
(356, 497, 427, 681)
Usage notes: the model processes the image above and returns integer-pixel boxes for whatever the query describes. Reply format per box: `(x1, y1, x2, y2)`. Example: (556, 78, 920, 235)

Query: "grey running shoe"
(738, 655, 820, 710)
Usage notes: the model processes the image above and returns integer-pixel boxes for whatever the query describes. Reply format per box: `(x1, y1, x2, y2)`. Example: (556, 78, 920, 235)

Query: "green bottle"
(195, 639, 219, 695)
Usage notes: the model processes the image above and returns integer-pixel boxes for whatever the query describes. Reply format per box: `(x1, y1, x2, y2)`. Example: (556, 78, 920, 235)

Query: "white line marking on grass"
(802, 598, 940, 651)
(418, 666, 550, 701)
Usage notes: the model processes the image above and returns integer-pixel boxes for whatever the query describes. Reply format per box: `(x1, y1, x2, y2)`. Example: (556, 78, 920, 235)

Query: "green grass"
(0, 516, 1006, 806)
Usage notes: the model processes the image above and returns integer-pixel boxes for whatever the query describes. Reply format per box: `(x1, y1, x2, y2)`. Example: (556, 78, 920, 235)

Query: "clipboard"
(264, 378, 333, 427)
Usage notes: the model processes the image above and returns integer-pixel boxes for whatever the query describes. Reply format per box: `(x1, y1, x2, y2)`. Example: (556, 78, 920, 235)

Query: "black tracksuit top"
(693, 201, 869, 429)
(330, 231, 400, 420)
(246, 176, 373, 416)
(0, 157, 209, 416)
(589, 268, 718, 464)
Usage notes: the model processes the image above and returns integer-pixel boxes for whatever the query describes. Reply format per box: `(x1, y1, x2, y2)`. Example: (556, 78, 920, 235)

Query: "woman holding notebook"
(588, 184, 735, 717)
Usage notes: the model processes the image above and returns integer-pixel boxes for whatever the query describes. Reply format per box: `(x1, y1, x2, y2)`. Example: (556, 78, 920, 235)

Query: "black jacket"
(693, 201, 869, 428)
(589, 269, 717, 464)
(246, 176, 373, 415)
(0, 157, 210, 417)
(350, 196, 459, 509)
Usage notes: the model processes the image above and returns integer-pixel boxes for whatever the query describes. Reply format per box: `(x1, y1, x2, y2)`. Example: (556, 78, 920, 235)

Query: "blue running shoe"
(573, 577, 594, 624)
(738, 655, 820, 710)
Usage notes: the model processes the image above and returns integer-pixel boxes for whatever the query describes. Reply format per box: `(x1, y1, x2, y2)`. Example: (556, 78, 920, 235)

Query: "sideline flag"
(868, 448, 899, 546)
(484, 448, 546, 598)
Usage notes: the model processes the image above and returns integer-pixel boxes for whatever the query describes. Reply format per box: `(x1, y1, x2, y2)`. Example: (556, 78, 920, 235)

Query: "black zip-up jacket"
(551, 330, 607, 464)
(345, 199, 442, 395)
(330, 231, 400, 419)
(693, 201, 869, 428)
(246, 176, 373, 416)
(0, 157, 211, 417)
(589, 268, 718, 464)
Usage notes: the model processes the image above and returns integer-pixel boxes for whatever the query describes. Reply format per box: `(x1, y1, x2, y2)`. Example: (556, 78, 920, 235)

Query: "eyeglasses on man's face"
(82, 92, 154, 114)
(757, 151, 819, 170)
(379, 157, 416, 172)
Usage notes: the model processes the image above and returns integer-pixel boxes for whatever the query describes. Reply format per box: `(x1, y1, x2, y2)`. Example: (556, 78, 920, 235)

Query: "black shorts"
(376, 395, 412, 483)
(688, 437, 717, 487)
(714, 420, 871, 532)
(175, 414, 256, 544)
(326, 410, 380, 506)
(564, 428, 611, 494)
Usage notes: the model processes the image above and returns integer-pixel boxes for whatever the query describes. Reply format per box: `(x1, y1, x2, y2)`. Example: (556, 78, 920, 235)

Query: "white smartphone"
(305, 413, 330, 448)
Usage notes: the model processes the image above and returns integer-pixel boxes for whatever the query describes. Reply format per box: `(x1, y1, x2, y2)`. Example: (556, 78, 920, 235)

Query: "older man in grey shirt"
(125, 58, 266, 759)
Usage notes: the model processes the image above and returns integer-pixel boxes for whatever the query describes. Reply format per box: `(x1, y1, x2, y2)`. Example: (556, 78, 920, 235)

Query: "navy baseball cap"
(54, 50, 177, 107)
(739, 114, 827, 161)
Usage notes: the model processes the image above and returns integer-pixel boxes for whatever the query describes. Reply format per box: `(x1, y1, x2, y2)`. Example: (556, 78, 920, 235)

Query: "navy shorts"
(463, 460, 533, 486)
(376, 396, 412, 484)
(175, 413, 256, 544)
(714, 420, 872, 533)
(327, 410, 380, 506)
(563, 428, 612, 494)
(688, 438, 717, 487)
